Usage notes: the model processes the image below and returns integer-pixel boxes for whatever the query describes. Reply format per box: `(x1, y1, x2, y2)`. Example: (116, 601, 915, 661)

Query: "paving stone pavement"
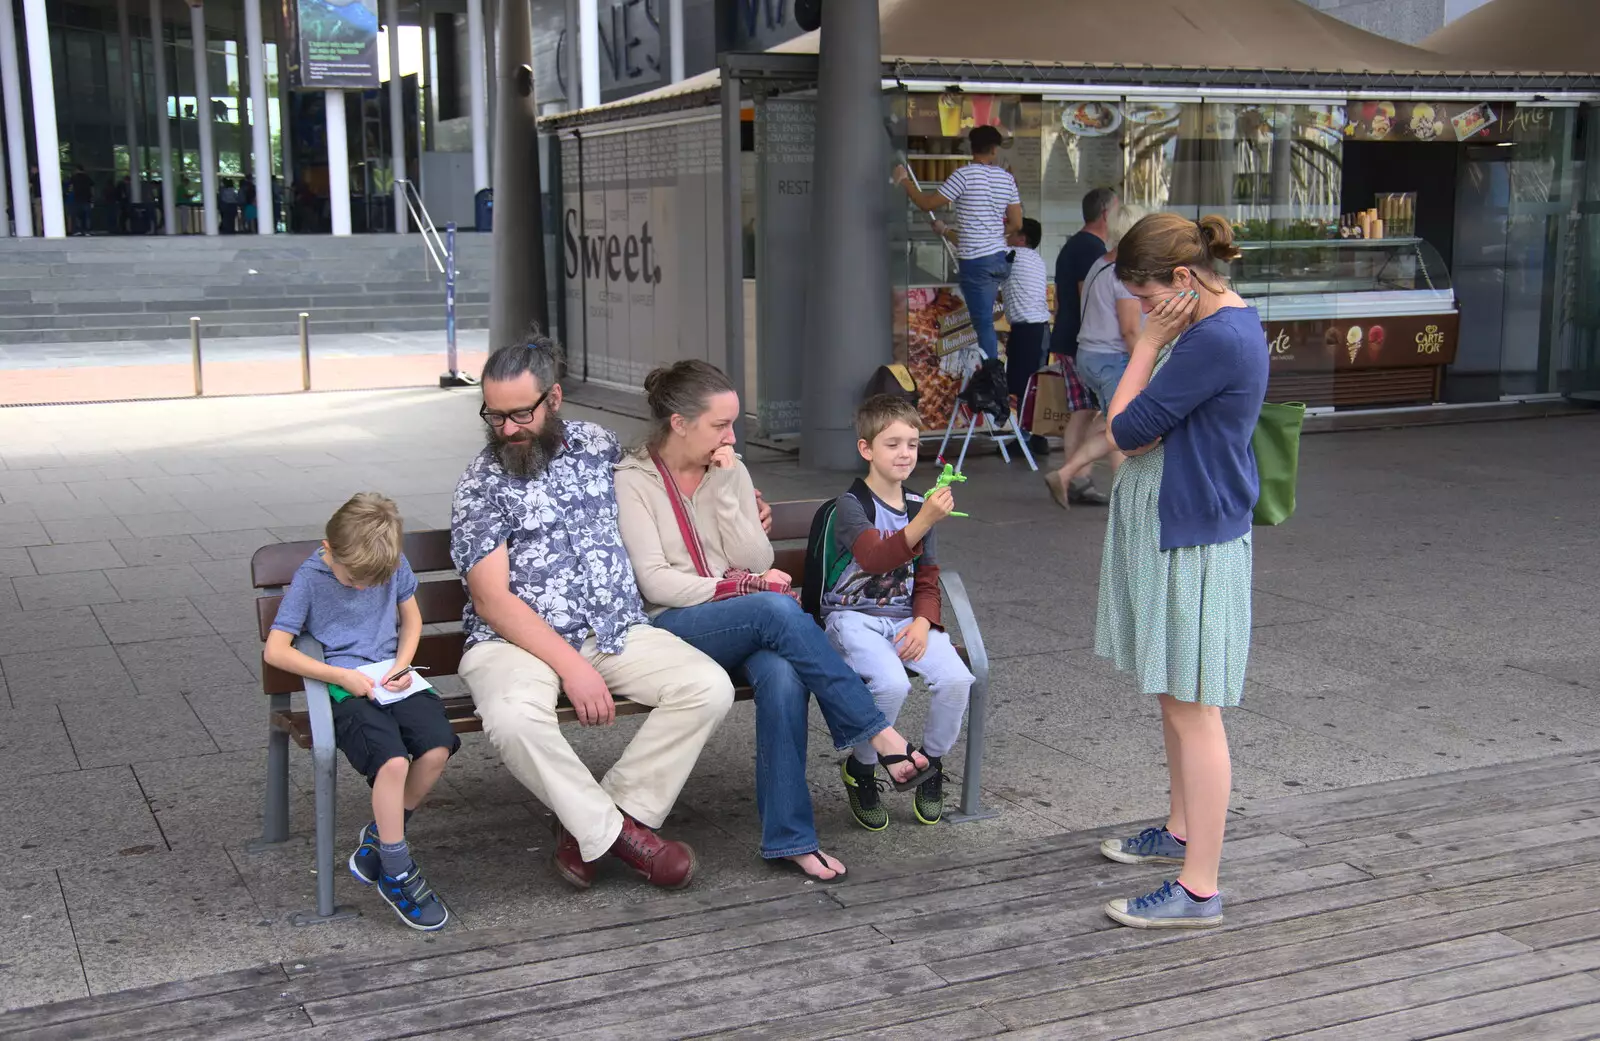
(0, 389, 1596, 1009)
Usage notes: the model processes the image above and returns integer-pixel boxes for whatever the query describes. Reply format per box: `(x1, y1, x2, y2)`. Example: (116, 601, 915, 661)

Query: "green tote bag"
(1252, 401, 1307, 526)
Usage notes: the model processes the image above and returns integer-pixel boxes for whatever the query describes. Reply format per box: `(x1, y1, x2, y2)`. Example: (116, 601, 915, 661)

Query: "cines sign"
(563, 207, 663, 288)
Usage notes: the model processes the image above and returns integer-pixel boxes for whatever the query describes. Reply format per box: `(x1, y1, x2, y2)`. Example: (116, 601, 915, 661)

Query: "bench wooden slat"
(768, 499, 819, 542)
(255, 580, 469, 642)
(268, 643, 971, 749)
(251, 530, 458, 589)
(261, 631, 468, 695)
(271, 688, 762, 750)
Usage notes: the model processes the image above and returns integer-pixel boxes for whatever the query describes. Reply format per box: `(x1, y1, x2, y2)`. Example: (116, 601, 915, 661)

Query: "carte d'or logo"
(1269, 329, 1291, 355)
(1415, 324, 1445, 355)
(1345, 325, 1363, 363)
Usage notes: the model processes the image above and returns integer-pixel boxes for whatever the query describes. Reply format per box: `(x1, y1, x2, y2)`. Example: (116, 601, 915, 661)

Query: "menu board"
(1344, 100, 1510, 143)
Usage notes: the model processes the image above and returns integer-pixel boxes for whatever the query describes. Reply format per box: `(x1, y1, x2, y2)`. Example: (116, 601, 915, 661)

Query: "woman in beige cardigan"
(615, 361, 933, 881)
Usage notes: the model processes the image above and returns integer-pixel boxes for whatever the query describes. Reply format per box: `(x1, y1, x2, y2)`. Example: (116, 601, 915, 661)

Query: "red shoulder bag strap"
(648, 448, 713, 579)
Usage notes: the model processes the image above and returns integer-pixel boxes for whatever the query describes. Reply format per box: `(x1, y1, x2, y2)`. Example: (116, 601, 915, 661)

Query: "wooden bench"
(250, 499, 993, 923)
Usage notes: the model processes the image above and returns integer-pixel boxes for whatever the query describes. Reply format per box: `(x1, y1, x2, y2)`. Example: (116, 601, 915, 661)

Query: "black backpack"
(801, 480, 922, 620)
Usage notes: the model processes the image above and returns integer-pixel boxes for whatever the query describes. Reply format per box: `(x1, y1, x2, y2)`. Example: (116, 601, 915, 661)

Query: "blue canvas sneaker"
(1105, 879, 1224, 929)
(1100, 826, 1187, 865)
(348, 822, 381, 885)
(377, 864, 449, 932)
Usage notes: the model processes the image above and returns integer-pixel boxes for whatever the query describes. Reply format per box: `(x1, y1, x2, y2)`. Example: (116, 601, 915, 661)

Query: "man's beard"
(492, 411, 567, 478)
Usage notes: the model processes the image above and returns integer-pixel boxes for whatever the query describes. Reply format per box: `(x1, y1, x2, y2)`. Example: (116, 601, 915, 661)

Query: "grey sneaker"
(1068, 478, 1110, 506)
(348, 822, 381, 885)
(1100, 826, 1187, 865)
(377, 863, 449, 932)
(1105, 879, 1223, 929)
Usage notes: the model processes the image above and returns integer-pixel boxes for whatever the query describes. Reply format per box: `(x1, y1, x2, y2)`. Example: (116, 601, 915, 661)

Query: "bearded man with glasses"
(449, 334, 736, 891)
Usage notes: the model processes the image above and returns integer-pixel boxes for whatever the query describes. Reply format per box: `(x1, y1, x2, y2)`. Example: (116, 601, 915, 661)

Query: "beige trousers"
(459, 626, 735, 862)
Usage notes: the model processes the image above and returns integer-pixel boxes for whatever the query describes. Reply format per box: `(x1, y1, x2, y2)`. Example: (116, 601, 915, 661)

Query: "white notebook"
(353, 659, 435, 706)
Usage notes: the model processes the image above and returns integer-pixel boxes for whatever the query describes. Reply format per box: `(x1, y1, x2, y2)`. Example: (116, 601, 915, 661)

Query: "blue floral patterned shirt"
(449, 421, 648, 654)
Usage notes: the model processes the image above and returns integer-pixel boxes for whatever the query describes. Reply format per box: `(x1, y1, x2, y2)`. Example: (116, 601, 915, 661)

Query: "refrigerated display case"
(1233, 237, 1460, 407)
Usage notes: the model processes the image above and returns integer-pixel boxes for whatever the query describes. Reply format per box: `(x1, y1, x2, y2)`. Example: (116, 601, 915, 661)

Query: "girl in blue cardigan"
(1093, 213, 1269, 930)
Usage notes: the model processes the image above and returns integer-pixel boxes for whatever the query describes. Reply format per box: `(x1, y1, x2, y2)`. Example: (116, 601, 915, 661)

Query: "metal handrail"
(396, 178, 446, 275)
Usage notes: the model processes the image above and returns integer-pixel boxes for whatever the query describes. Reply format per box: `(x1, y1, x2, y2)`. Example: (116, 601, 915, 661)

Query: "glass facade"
(883, 90, 1599, 415)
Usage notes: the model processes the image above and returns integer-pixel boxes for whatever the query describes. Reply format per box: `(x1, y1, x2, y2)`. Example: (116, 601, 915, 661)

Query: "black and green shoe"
(913, 754, 945, 825)
(841, 756, 889, 832)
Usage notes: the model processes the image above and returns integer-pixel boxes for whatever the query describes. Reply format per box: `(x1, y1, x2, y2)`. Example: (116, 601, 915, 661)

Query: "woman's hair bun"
(1197, 214, 1242, 264)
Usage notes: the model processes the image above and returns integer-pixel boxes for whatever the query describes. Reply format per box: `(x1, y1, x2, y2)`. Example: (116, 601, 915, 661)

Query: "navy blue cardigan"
(1110, 306, 1269, 551)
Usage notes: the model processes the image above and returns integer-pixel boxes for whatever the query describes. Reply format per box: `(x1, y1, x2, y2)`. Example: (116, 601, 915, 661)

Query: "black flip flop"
(781, 850, 847, 883)
(880, 744, 939, 792)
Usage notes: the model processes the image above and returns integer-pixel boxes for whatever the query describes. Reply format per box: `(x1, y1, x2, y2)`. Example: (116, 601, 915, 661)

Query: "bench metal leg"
(940, 571, 1001, 824)
(288, 744, 358, 926)
(248, 694, 292, 851)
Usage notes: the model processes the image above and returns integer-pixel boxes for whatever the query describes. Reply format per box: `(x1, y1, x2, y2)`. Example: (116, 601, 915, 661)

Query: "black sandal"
(880, 744, 939, 792)
(781, 850, 846, 883)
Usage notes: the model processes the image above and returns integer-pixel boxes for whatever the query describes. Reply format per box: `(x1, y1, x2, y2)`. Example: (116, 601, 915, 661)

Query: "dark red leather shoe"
(551, 821, 595, 890)
(610, 816, 697, 889)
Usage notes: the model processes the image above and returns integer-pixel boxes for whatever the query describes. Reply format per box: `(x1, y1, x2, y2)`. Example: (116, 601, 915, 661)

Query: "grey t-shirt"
(270, 549, 418, 668)
(1077, 255, 1138, 357)
(823, 488, 938, 619)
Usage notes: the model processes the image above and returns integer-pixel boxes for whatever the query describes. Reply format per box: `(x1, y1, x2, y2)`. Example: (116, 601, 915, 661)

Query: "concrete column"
(385, 0, 407, 232)
(483, 0, 496, 168)
(150, 0, 176, 233)
(0, 109, 9, 234)
(243, 0, 272, 234)
(667, 0, 683, 83)
(274, 0, 293, 210)
(21, 0, 64, 237)
(116, 0, 143, 203)
(188, 1, 218, 235)
(576, 0, 598, 107)
(801, 0, 891, 469)
(325, 89, 351, 235)
(488, 0, 546, 345)
(466, 0, 489, 191)
(0, 0, 32, 235)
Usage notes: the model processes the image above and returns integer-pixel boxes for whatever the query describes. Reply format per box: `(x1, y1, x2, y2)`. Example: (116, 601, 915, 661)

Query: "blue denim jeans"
(958, 251, 1012, 360)
(654, 592, 889, 859)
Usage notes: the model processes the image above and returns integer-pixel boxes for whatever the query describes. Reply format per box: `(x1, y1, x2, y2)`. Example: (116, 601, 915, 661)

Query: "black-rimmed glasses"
(480, 387, 553, 428)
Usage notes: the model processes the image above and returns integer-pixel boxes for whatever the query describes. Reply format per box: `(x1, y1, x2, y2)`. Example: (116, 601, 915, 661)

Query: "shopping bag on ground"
(1252, 400, 1307, 525)
(1021, 367, 1069, 437)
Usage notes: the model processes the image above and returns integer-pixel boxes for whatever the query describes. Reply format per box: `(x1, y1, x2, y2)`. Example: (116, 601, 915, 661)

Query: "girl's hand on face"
(1141, 287, 1200, 348)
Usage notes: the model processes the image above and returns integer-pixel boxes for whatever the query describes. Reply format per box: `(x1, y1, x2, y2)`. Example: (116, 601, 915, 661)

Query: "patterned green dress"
(1095, 355, 1254, 707)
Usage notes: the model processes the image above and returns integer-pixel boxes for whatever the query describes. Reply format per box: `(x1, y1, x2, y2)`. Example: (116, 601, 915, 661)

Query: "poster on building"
(1262, 313, 1460, 370)
(755, 97, 813, 438)
(558, 116, 724, 391)
(1343, 100, 1509, 143)
(903, 282, 1061, 431)
(284, 0, 381, 90)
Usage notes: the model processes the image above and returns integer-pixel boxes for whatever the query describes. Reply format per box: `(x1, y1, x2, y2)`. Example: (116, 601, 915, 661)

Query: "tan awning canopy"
(547, 0, 1595, 126)
(1422, 0, 1595, 75)
(772, 0, 1460, 75)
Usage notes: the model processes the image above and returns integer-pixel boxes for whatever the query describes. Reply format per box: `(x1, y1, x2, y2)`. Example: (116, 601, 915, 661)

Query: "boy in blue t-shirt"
(264, 493, 458, 931)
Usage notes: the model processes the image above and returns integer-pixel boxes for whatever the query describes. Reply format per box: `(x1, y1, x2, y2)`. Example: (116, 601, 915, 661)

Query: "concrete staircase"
(0, 234, 494, 345)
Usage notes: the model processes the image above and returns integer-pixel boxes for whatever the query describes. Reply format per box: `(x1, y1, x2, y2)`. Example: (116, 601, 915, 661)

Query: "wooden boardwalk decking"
(4, 750, 1598, 1040)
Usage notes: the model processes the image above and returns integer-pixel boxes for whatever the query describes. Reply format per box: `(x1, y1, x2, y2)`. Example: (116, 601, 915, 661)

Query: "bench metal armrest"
(292, 635, 338, 756)
(939, 569, 998, 823)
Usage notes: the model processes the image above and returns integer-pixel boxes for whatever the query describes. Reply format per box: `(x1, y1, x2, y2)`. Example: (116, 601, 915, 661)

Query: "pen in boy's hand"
(385, 664, 430, 685)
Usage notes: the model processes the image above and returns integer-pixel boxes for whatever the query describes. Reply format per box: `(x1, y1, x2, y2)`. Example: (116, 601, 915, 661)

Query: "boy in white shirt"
(1000, 217, 1051, 412)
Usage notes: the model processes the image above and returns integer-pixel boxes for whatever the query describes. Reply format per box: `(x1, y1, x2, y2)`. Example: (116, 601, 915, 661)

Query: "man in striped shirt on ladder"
(895, 125, 1022, 362)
